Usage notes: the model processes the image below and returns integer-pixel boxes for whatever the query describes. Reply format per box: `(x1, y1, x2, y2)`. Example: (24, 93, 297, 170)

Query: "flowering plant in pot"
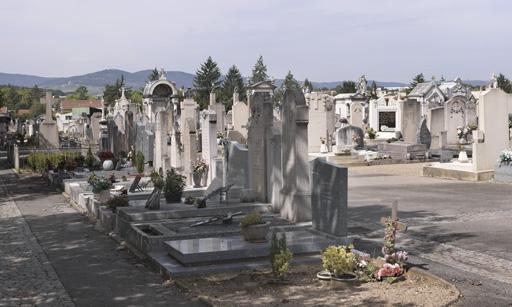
(88, 174, 113, 202)
(191, 159, 208, 187)
(163, 168, 186, 203)
(240, 211, 270, 242)
(498, 148, 512, 166)
(134, 151, 145, 174)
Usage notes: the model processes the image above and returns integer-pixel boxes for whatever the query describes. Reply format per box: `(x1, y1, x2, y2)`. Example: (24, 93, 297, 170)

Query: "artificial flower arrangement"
(498, 148, 512, 166)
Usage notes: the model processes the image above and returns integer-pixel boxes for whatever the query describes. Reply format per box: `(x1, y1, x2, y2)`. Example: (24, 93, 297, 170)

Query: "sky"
(0, 0, 511, 82)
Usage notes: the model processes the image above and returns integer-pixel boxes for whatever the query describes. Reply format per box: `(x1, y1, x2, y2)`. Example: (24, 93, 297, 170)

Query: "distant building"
(60, 99, 102, 115)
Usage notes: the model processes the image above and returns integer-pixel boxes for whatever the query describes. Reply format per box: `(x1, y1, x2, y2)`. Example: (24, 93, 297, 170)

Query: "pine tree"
(283, 71, 300, 90)
(250, 55, 268, 84)
(497, 73, 512, 93)
(370, 81, 378, 99)
(193, 56, 222, 109)
(148, 67, 160, 82)
(410, 73, 425, 89)
(221, 65, 246, 111)
(303, 78, 314, 92)
(335, 81, 357, 94)
(103, 75, 130, 106)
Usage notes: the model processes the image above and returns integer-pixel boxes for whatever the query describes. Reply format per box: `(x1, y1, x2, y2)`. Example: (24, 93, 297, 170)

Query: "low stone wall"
(422, 165, 494, 182)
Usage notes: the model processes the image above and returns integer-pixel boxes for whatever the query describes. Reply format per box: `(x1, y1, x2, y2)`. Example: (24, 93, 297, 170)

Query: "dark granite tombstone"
(311, 158, 348, 237)
(128, 176, 142, 193)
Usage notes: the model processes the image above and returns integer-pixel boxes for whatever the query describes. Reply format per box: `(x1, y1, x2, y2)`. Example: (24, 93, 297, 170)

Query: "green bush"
(85, 147, 95, 169)
(163, 168, 186, 202)
(26, 151, 81, 172)
(321, 245, 357, 276)
(105, 195, 129, 212)
(269, 232, 293, 279)
(366, 127, 377, 140)
(240, 211, 263, 228)
(135, 151, 145, 173)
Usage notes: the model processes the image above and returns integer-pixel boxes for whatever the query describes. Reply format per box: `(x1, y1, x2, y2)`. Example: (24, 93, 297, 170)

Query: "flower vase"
(458, 151, 469, 163)
(320, 143, 328, 154)
(192, 172, 202, 188)
(201, 169, 208, 187)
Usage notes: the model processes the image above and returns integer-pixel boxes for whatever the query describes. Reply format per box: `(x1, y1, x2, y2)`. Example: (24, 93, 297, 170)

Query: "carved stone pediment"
(426, 91, 444, 109)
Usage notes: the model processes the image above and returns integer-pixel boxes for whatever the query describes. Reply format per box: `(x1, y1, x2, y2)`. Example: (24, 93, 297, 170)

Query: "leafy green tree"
(221, 65, 246, 110)
(497, 73, 512, 93)
(69, 86, 89, 100)
(193, 56, 222, 109)
(0, 90, 4, 108)
(148, 67, 160, 82)
(335, 81, 357, 94)
(303, 78, 314, 92)
(29, 85, 43, 103)
(130, 90, 143, 104)
(250, 55, 268, 84)
(409, 73, 425, 90)
(29, 101, 45, 118)
(5, 86, 21, 110)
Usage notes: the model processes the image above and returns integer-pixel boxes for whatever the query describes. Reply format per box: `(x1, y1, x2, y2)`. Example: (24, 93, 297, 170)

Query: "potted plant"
(98, 151, 115, 170)
(134, 151, 145, 174)
(105, 195, 129, 212)
(216, 131, 224, 145)
(85, 147, 96, 170)
(163, 168, 186, 203)
(240, 211, 270, 242)
(318, 245, 358, 281)
(89, 174, 113, 202)
(191, 159, 208, 188)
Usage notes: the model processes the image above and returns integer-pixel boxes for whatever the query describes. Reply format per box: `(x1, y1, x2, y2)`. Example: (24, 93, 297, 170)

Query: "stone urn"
(102, 159, 114, 171)
(241, 221, 270, 242)
(192, 172, 202, 188)
(458, 151, 469, 163)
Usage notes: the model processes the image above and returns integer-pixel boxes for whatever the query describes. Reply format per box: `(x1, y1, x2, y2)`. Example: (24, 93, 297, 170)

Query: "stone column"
(280, 89, 311, 222)
(247, 92, 273, 202)
(201, 111, 217, 184)
(182, 118, 197, 186)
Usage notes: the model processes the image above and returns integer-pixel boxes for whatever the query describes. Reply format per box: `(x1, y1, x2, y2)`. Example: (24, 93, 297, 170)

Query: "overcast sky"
(0, 0, 510, 82)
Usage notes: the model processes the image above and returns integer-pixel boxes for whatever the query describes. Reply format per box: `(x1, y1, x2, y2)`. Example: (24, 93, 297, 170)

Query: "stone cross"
(380, 200, 408, 232)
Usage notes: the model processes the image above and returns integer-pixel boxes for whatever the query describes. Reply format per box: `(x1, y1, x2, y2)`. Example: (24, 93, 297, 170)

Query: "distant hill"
(0, 69, 489, 95)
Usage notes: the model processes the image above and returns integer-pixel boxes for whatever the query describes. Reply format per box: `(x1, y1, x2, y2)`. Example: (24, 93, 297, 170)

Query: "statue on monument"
(357, 74, 367, 96)
(159, 68, 166, 80)
(491, 72, 498, 89)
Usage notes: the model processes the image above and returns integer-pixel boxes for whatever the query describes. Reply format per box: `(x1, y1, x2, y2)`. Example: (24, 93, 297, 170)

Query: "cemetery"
(4, 66, 512, 305)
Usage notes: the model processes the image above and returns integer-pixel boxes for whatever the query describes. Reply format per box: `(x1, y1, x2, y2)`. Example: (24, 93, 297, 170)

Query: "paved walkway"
(0, 169, 202, 307)
(349, 164, 512, 306)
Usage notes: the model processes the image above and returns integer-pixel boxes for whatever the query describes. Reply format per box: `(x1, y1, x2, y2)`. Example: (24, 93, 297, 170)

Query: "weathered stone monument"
(280, 89, 311, 222)
(247, 81, 275, 202)
(230, 93, 249, 144)
(306, 92, 335, 152)
(201, 110, 217, 184)
(311, 158, 348, 237)
(39, 91, 59, 148)
(334, 123, 364, 154)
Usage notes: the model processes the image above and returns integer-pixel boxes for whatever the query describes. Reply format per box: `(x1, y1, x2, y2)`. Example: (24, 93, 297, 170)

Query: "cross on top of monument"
(380, 200, 408, 232)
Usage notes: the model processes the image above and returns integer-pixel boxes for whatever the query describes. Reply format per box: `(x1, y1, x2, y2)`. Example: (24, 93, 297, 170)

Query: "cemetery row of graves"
(7, 71, 512, 304)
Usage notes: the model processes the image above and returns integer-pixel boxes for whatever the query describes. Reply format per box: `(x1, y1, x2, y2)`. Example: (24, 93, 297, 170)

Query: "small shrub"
(192, 159, 208, 175)
(269, 232, 293, 279)
(321, 245, 358, 276)
(85, 147, 95, 169)
(135, 151, 145, 174)
(163, 168, 186, 202)
(240, 211, 263, 228)
(366, 127, 377, 140)
(105, 195, 129, 212)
